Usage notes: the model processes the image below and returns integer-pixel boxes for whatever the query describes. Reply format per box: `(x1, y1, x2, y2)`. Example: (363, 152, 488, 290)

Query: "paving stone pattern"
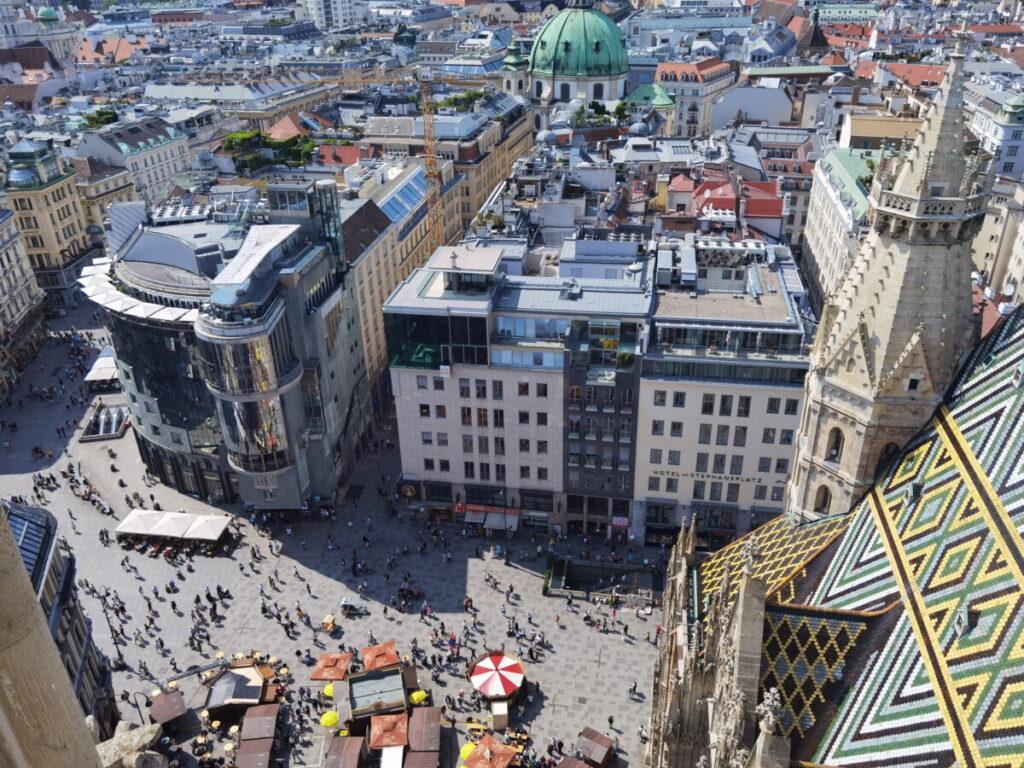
(0, 305, 661, 767)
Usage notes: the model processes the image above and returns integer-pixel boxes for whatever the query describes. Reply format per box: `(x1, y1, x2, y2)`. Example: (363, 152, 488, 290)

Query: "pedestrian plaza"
(0, 306, 663, 767)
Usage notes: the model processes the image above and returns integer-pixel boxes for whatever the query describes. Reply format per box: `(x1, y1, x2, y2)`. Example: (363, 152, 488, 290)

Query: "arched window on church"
(826, 427, 845, 462)
(518, 79, 523, 92)
(875, 442, 900, 476)
(593, 83, 604, 100)
(506, 79, 511, 91)
(814, 486, 832, 515)
(536, 81, 543, 98)
(560, 83, 570, 101)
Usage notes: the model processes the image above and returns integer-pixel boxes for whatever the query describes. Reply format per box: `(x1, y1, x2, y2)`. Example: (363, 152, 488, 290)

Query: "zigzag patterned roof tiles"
(698, 306, 1024, 766)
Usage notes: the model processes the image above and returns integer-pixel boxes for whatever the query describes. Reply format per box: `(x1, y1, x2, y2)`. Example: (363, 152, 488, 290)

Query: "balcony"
(568, 430, 580, 440)
(227, 449, 292, 476)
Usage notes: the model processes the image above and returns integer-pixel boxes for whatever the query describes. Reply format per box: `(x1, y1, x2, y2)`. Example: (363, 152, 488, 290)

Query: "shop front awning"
(464, 510, 486, 524)
(483, 512, 519, 532)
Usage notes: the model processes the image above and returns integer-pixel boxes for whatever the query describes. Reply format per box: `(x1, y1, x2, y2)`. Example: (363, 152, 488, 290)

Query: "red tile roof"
(668, 173, 696, 193)
(656, 57, 731, 83)
(967, 24, 1024, 35)
(318, 144, 379, 166)
(882, 63, 946, 87)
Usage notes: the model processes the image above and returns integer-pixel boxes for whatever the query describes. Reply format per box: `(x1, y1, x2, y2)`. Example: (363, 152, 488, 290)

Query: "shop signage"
(455, 503, 520, 516)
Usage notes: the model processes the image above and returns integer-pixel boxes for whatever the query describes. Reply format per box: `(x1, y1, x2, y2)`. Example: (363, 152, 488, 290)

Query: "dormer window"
(594, 41, 601, 52)
(563, 41, 571, 53)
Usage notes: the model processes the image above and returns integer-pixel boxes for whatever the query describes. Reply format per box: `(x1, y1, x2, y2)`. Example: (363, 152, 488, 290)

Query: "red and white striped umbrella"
(470, 653, 525, 698)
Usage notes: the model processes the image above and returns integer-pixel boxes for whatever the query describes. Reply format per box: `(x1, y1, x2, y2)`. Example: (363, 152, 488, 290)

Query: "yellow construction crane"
(185, 67, 490, 253)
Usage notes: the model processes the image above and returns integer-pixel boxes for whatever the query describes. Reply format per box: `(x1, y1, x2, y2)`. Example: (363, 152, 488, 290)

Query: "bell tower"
(785, 34, 988, 522)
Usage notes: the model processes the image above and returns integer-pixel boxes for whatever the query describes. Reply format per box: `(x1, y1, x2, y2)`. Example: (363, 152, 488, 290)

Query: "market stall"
(241, 703, 280, 741)
(361, 641, 401, 671)
(313, 653, 353, 681)
(148, 690, 187, 727)
(570, 729, 614, 768)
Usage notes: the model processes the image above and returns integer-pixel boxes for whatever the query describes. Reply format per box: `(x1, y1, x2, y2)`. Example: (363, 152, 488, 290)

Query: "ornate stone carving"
(741, 537, 761, 576)
(756, 687, 782, 736)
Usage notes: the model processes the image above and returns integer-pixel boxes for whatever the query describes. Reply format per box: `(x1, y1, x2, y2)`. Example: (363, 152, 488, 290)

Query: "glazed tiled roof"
(731, 305, 1024, 766)
(697, 514, 849, 614)
(759, 605, 869, 741)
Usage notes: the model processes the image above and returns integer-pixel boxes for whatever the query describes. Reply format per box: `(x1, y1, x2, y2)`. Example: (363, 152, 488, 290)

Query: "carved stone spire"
(784, 41, 988, 522)
(889, 40, 967, 198)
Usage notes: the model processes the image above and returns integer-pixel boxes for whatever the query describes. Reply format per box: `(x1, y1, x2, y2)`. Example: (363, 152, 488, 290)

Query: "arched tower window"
(559, 83, 571, 101)
(875, 442, 900, 476)
(506, 79, 511, 91)
(814, 486, 832, 515)
(518, 79, 523, 92)
(593, 83, 604, 100)
(535, 80, 543, 98)
(826, 427, 844, 462)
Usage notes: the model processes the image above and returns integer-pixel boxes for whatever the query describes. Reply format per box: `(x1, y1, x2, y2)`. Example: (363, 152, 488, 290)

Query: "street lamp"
(130, 691, 151, 724)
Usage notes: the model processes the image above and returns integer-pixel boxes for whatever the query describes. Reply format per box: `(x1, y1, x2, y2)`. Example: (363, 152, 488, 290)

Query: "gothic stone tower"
(785, 43, 988, 522)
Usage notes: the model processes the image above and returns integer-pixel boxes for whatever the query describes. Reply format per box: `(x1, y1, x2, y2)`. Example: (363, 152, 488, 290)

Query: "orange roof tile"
(655, 57, 731, 83)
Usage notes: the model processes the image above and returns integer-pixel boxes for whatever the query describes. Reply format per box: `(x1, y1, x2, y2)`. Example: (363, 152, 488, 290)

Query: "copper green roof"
(502, 42, 527, 69)
(624, 83, 674, 108)
(996, 94, 1024, 126)
(527, 4, 628, 78)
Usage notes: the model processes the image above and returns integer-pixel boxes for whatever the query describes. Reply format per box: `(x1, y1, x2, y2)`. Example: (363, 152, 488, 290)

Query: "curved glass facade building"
(81, 184, 372, 510)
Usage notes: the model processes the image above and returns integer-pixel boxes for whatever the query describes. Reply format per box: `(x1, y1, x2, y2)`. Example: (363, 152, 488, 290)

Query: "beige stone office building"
(634, 236, 811, 546)
(70, 157, 138, 234)
(340, 159, 464, 410)
(0, 198, 45, 396)
(4, 138, 94, 304)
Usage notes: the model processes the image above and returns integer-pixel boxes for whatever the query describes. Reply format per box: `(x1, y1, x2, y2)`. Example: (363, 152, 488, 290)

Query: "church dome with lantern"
(524, 0, 628, 129)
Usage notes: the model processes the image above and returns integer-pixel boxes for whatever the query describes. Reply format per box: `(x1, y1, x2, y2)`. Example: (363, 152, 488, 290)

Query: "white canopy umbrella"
(149, 512, 197, 539)
(183, 515, 231, 542)
(115, 509, 166, 536)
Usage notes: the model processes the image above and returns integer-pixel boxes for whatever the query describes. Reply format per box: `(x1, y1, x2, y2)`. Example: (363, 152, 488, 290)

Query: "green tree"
(84, 108, 118, 129)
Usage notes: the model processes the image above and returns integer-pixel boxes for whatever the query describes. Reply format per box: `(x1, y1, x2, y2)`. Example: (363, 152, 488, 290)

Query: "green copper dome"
(527, 1, 628, 79)
(37, 6, 58, 21)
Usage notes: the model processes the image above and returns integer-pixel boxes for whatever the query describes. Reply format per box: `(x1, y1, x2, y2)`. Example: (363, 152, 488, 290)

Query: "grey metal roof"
(494, 276, 652, 317)
(4, 501, 57, 592)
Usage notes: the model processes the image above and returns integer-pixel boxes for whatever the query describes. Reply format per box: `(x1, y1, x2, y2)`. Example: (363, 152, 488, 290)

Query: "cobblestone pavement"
(0, 305, 662, 767)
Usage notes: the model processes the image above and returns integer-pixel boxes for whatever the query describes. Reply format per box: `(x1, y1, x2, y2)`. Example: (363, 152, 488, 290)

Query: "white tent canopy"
(116, 510, 232, 542)
(183, 515, 231, 541)
(149, 512, 196, 539)
(115, 509, 166, 536)
(84, 346, 119, 383)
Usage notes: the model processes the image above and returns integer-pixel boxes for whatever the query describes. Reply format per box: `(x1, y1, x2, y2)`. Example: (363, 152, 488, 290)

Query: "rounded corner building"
(80, 186, 371, 511)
